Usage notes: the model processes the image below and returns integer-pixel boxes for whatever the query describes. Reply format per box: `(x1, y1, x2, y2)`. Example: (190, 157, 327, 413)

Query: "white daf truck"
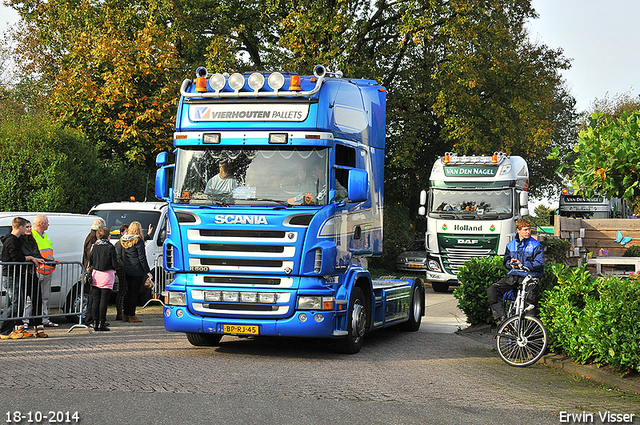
(418, 152, 530, 292)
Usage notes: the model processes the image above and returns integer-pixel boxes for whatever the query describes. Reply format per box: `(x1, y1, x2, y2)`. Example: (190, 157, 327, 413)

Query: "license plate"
(223, 324, 259, 335)
(407, 264, 422, 268)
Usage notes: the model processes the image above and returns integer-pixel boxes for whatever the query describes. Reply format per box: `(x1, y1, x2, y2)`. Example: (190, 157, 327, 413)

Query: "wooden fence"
(553, 217, 640, 268)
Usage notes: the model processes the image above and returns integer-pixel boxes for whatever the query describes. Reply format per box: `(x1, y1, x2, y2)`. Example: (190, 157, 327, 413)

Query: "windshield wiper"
(253, 198, 290, 206)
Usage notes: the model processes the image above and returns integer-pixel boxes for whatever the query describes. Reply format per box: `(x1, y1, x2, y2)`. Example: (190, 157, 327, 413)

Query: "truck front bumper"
(163, 305, 345, 338)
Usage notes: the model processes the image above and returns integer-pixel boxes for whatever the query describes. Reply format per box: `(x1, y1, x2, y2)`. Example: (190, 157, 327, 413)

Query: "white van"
(88, 202, 168, 300)
(0, 212, 97, 321)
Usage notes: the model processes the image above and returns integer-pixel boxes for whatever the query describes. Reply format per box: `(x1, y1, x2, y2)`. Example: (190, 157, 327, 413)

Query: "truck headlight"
(428, 260, 441, 272)
(167, 291, 187, 306)
(298, 296, 335, 310)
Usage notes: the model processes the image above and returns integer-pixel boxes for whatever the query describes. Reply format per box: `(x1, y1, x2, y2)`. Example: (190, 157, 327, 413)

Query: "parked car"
(396, 240, 427, 272)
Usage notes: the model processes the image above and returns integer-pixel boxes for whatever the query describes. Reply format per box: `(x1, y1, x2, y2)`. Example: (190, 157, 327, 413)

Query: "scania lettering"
(418, 152, 530, 292)
(155, 65, 425, 353)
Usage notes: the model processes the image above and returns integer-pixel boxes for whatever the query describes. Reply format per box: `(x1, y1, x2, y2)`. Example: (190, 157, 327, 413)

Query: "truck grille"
(442, 248, 492, 274)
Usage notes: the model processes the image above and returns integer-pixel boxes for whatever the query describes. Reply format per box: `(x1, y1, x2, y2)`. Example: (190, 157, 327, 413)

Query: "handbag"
(144, 274, 154, 288)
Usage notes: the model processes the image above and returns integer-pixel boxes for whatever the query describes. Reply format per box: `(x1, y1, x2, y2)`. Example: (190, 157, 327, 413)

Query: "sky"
(2, 0, 638, 207)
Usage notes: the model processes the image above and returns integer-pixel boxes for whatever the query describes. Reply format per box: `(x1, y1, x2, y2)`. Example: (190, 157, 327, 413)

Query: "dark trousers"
(124, 274, 144, 316)
(90, 286, 112, 324)
(487, 274, 524, 321)
(115, 269, 127, 313)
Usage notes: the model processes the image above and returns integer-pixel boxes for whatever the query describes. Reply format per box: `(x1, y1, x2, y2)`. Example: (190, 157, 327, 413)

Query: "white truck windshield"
(429, 188, 513, 219)
(173, 147, 330, 206)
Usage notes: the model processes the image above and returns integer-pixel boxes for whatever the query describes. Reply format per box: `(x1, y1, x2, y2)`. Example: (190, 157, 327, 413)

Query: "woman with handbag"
(120, 221, 152, 323)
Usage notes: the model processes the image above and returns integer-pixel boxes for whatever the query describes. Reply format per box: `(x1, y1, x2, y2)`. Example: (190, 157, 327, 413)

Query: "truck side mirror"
(347, 169, 368, 203)
(155, 166, 172, 201)
(419, 190, 427, 205)
(156, 152, 168, 166)
(519, 191, 529, 216)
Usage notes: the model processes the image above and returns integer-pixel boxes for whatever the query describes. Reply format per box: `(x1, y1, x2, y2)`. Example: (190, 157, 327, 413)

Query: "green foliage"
(622, 245, 640, 257)
(541, 238, 571, 265)
(454, 256, 506, 325)
(0, 113, 153, 213)
(552, 110, 640, 202)
(541, 268, 640, 372)
(369, 202, 413, 271)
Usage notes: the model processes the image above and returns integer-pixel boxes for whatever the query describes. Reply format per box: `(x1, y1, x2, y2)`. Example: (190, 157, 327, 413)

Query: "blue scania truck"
(155, 65, 424, 353)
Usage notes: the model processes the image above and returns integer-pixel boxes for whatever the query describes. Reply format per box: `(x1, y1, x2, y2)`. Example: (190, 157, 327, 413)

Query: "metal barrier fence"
(0, 261, 88, 332)
(143, 255, 171, 308)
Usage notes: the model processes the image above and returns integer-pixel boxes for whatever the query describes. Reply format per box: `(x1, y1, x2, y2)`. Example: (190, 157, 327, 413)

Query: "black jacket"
(89, 241, 119, 272)
(122, 236, 150, 276)
(1, 233, 33, 278)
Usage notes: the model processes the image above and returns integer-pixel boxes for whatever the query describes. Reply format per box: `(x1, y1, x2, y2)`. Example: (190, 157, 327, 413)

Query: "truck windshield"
(173, 147, 329, 206)
(429, 188, 512, 219)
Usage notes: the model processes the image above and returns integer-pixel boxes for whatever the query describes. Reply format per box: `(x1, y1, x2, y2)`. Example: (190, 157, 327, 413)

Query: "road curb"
(456, 327, 640, 396)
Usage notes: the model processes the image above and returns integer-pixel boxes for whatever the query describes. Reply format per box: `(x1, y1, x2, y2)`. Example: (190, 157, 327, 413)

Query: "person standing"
(83, 218, 106, 327)
(114, 224, 128, 321)
(0, 217, 46, 339)
(30, 214, 61, 327)
(121, 221, 151, 323)
(88, 227, 119, 331)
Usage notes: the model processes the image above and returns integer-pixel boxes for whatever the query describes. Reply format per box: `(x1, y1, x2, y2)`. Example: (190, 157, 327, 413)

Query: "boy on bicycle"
(487, 218, 544, 324)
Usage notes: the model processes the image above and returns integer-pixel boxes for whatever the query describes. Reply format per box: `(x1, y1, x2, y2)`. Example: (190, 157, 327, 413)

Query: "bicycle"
(495, 265, 548, 367)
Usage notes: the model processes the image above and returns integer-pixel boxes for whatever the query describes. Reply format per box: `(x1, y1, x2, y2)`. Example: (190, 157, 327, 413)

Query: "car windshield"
(406, 240, 425, 251)
(429, 188, 512, 219)
(91, 210, 161, 237)
(173, 147, 329, 206)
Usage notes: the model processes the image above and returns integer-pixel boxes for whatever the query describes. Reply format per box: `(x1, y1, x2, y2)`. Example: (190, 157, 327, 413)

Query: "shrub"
(454, 256, 506, 325)
(622, 245, 640, 257)
(541, 268, 640, 372)
(541, 238, 571, 264)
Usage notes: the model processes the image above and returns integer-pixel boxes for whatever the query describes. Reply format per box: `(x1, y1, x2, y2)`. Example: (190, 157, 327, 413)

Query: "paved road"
(1, 293, 638, 425)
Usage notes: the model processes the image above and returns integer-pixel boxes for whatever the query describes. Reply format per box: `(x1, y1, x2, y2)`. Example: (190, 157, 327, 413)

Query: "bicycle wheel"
(496, 315, 548, 367)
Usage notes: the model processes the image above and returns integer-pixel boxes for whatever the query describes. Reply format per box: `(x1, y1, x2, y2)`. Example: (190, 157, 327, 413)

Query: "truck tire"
(431, 282, 449, 293)
(186, 332, 223, 347)
(336, 286, 367, 354)
(401, 282, 423, 331)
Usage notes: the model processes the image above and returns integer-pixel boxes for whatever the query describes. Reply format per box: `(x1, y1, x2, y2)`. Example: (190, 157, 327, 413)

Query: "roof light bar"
(180, 65, 338, 99)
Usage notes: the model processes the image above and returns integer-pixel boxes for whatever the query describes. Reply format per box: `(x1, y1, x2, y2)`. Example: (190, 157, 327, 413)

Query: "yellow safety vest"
(32, 230, 56, 275)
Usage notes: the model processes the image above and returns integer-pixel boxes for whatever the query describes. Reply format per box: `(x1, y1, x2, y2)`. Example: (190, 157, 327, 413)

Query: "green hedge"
(455, 256, 640, 373)
(541, 267, 640, 373)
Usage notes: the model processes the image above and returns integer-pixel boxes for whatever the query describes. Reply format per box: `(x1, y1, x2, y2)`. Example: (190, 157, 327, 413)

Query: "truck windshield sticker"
(190, 104, 310, 122)
(444, 166, 497, 177)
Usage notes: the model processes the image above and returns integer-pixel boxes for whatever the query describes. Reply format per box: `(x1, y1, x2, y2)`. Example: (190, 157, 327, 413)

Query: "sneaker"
(34, 326, 48, 338)
(44, 322, 59, 327)
(22, 321, 29, 330)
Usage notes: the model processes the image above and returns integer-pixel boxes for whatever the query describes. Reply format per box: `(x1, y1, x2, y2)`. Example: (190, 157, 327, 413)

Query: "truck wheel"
(336, 286, 367, 354)
(65, 282, 89, 323)
(186, 333, 223, 347)
(431, 282, 449, 293)
(401, 282, 423, 331)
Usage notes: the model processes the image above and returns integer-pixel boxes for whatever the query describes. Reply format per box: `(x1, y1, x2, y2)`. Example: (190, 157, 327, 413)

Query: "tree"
(553, 110, 640, 203)
(5, 0, 576, 224)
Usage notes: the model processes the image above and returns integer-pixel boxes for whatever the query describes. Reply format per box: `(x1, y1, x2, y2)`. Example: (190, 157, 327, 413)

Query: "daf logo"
(214, 214, 268, 225)
(457, 239, 479, 244)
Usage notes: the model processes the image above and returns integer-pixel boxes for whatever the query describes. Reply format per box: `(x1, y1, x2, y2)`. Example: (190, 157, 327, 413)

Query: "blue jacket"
(504, 235, 544, 278)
